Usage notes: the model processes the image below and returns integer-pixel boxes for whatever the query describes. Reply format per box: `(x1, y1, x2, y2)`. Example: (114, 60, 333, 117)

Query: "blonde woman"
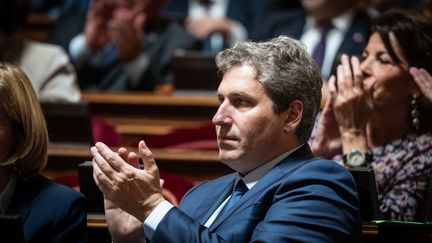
(0, 64, 86, 242)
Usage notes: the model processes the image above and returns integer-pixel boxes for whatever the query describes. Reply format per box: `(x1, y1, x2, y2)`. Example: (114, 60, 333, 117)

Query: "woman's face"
(360, 32, 415, 112)
(0, 107, 14, 160)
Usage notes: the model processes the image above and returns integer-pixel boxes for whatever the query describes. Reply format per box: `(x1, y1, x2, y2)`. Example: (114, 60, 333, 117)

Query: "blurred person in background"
(311, 10, 432, 221)
(0, 0, 81, 103)
(69, 0, 198, 93)
(260, 0, 371, 81)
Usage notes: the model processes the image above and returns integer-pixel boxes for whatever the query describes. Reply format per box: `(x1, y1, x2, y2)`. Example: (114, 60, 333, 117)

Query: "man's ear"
(283, 100, 303, 133)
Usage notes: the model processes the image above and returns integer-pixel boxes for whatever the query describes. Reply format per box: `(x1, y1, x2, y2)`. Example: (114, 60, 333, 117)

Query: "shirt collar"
(0, 174, 17, 214)
(236, 144, 304, 190)
(304, 8, 355, 33)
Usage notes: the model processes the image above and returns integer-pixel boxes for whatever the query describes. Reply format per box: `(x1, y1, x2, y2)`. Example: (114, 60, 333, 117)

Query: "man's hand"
(85, 0, 114, 51)
(91, 141, 165, 223)
(109, 8, 146, 62)
(410, 67, 432, 103)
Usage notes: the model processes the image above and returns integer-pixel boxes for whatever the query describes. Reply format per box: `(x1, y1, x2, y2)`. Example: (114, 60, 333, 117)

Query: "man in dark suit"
(91, 36, 362, 242)
(68, 0, 198, 92)
(260, 0, 371, 80)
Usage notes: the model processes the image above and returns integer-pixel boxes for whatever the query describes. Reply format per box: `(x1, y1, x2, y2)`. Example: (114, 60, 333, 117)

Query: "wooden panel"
(23, 14, 54, 42)
(81, 91, 219, 144)
(45, 143, 230, 183)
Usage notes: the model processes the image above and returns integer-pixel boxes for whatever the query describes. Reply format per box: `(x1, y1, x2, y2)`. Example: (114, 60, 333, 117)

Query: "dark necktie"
(216, 180, 248, 220)
(312, 21, 333, 69)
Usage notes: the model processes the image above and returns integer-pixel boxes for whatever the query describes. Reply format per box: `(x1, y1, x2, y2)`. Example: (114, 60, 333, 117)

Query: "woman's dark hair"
(371, 10, 432, 133)
(371, 10, 432, 74)
(0, 0, 29, 35)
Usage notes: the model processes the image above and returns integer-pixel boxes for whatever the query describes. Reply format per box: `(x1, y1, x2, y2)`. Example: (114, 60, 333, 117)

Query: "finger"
(328, 75, 337, 99)
(351, 56, 363, 91)
(92, 157, 116, 195)
(336, 64, 345, 93)
(128, 152, 141, 169)
(95, 142, 131, 172)
(138, 140, 158, 173)
(364, 77, 375, 109)
(91, 146, 116, 180)
(410, 67, 427, 87)
(419, 68, 432, 80)
(118, 147, 129, 161)
(341, 54, 353, 90)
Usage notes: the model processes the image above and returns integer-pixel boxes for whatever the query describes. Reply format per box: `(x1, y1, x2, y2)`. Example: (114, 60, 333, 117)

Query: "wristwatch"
(343, 149, 373, 167)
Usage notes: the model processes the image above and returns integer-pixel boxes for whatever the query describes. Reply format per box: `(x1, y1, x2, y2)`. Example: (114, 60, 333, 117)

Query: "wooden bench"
(45, 143, 230, 183)
(81, 91, 219, 145)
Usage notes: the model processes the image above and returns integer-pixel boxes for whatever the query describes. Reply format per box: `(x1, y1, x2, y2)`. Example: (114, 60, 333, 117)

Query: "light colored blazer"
(18, 39, 81, 103)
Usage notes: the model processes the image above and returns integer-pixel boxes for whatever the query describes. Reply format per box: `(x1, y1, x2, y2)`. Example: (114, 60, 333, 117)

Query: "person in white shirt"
(260, 0, 372, 80)
(0, 0, 80, 103)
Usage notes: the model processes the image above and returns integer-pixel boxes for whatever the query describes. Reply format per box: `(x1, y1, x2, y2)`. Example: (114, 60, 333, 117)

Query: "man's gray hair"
(215, 36, 322, 142)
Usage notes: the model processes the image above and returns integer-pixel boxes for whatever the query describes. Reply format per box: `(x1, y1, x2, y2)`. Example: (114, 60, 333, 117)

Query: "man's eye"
(233, 98, 249, 106)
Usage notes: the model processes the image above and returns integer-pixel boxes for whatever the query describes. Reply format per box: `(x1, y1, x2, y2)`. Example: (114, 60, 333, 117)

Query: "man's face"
(212, 65, 288, 175)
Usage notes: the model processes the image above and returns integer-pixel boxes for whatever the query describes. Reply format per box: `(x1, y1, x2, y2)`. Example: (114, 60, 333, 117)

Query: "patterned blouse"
(368, 132, 432, 221)
(333, 132, 432, 221)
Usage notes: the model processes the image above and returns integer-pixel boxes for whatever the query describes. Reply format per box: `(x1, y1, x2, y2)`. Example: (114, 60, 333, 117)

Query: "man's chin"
(218, 149, 242, 164)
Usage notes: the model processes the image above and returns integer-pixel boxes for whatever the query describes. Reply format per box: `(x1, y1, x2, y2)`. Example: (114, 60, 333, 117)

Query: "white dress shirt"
(188, 0, 247, 51)
(300, 10, 354, 80)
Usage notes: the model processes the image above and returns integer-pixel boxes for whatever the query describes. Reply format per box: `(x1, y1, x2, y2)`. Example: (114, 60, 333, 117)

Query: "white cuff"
(69, 33, 93, 67)
(143, 200, 174, 240)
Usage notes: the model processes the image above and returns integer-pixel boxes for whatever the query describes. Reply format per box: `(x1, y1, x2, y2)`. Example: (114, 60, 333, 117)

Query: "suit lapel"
(192, 176, 236, 225)
(210, 145, 315, 229)
(6, 177, 39, 223)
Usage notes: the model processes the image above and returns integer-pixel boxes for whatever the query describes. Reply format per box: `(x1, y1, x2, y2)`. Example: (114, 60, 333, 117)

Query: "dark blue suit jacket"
(75, 17, 199, 91)
(260, 9, 371, 78)
(6, 175, 87, 243)
(152, 145, 362, 242)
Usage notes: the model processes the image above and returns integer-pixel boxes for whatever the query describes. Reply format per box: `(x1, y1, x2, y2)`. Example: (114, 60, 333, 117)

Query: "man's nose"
(212, 102, 232, 125)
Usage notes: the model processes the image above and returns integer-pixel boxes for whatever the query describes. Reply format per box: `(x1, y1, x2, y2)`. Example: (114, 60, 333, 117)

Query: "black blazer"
(260, 9, 372, 78)
(6, 175, 87, 243)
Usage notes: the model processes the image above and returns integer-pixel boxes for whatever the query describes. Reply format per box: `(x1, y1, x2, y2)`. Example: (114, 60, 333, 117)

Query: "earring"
(411, 94, 420, 132)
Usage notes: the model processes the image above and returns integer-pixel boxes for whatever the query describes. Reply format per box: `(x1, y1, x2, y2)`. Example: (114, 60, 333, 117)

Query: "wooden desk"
(24, 14, 54, 42)
(46, 143, 231, 183)
(82, 91, 218, 118)
(81, 91, 219, 143)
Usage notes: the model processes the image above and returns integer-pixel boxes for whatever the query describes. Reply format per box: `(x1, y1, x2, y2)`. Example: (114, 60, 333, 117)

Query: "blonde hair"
(0, 64, 48, 178)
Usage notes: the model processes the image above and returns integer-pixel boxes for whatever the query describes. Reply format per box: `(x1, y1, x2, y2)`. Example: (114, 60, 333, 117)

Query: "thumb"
(138, 140, 157, 172)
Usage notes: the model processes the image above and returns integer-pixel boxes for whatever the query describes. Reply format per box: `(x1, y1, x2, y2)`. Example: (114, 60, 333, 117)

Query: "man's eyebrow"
(216, 91, 254, 99)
